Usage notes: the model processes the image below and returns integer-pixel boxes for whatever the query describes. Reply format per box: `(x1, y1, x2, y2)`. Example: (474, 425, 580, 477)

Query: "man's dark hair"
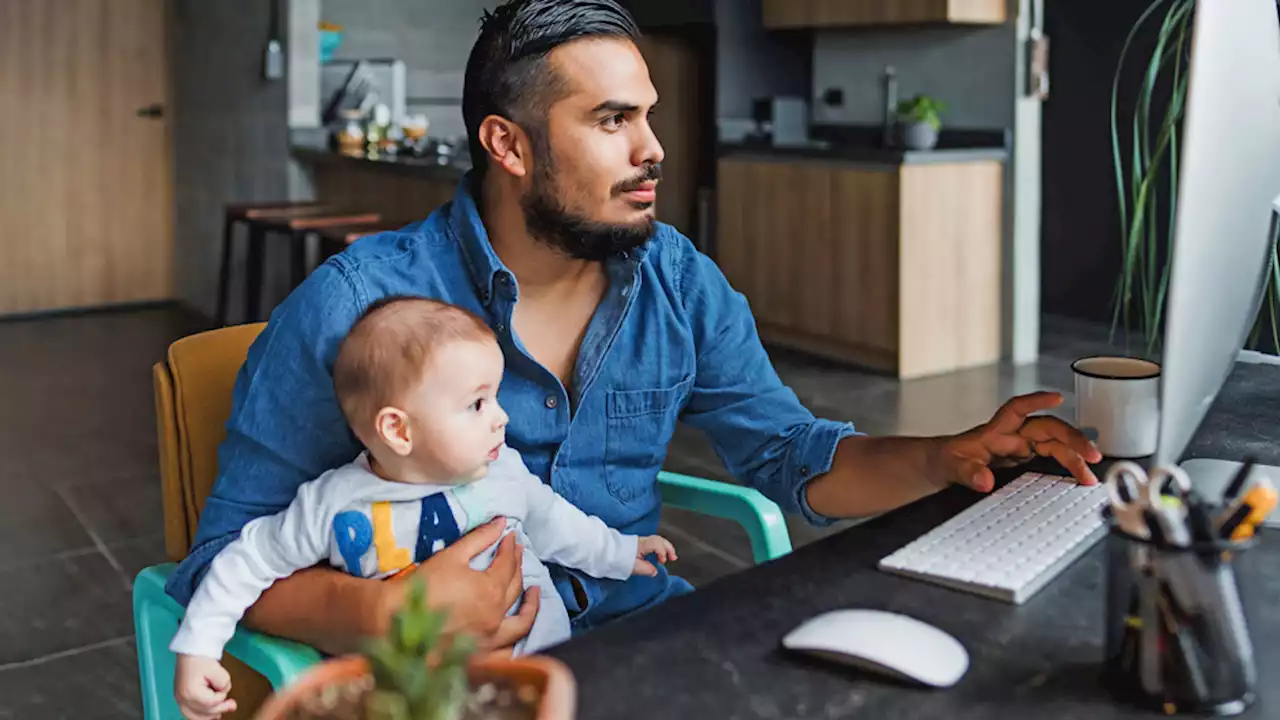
(462, 0, 641, 184)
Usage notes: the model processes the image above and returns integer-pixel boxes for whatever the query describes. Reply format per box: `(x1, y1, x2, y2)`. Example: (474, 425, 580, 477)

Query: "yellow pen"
(1219, 481, 1278, 541)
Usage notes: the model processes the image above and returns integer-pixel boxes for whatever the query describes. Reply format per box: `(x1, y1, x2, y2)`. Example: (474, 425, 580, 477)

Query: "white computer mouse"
(782, 609, 970, 688)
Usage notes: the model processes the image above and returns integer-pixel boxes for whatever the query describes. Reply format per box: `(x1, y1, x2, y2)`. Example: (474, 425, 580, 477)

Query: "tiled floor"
(0, 306, 1123, 717)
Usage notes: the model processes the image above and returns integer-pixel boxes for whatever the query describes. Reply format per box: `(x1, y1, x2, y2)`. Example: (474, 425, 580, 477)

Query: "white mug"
(1071, 356, 1161, 459)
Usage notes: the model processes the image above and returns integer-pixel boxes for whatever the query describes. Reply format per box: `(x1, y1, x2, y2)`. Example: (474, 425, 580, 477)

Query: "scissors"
(1104, 461, 1192, 545)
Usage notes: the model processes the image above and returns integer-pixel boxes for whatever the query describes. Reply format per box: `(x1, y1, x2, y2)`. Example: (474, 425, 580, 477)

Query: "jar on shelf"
(336, 110, 364, 156)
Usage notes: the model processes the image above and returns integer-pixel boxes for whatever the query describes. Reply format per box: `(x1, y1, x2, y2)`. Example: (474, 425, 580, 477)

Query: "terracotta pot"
(253, 654, 576, 720)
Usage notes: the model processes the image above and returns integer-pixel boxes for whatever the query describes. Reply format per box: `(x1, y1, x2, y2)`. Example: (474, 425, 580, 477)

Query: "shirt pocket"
(603, 375, 693, 505)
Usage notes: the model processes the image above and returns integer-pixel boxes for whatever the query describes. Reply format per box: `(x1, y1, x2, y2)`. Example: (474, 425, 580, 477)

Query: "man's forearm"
(804, 435, 951, 519)
(242, 566, 385, 656)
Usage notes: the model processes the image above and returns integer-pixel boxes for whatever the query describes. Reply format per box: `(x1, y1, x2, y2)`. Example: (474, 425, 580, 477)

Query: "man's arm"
(243, 521, 534, 656)
(670, 234, 1100, 525)
(805, 393, 1102, 519)
(671, 236, 862, 524)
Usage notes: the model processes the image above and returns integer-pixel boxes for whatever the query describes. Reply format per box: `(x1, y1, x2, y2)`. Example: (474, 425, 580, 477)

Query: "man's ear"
(477, 115, 530, 178)
(374, 406, 414, 457)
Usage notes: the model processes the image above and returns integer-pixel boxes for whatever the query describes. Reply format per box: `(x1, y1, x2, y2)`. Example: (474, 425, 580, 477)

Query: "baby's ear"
(374, 406, 414, 456)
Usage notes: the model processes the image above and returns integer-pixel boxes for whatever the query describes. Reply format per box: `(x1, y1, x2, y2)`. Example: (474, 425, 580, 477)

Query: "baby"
(172, 296, 675, 719)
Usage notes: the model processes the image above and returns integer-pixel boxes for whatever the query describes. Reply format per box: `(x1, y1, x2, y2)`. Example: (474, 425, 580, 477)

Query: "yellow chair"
(134, 322, 792, 719)
(137, 323, 316, 720)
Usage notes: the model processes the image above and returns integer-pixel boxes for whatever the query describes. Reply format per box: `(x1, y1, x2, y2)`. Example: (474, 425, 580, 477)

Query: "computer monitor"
(1154, 0, 1280, 521)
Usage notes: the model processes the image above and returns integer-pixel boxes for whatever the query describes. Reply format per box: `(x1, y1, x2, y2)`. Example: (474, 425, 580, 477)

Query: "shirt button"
(496, 322, 506, 333)
(621, 286, 631, 297)
(545, 395, 558, 409)
(799, 466, 810, 477)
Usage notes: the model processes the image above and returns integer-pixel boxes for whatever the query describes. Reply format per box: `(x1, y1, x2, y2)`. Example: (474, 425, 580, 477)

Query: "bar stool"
(215, 201, 331, 327)
(241, 209, 382, 323)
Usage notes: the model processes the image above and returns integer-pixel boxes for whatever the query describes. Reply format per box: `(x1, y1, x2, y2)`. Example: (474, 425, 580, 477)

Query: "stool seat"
(225, 201, 331, 221)
(215, 203, 383, 326)
(217, 201, 338, 326)
(254, 210, 382, 233)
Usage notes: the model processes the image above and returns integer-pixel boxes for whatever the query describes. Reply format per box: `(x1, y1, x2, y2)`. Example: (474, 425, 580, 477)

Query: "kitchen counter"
(290, 145, 468, 182)
(719, 140, 1008, 165)
(290, 136, 465, 224)
(719, 124, 1009, 166)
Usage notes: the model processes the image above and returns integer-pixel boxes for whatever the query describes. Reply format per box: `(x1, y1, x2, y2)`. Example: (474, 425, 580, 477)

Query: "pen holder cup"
(1103, 522, 1257, 716)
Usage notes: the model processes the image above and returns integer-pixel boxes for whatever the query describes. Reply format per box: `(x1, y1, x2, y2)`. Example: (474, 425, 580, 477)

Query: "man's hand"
(174, 654, 236, 720)
(379, 517, 538, 653)
(941, 391, 1102, 492)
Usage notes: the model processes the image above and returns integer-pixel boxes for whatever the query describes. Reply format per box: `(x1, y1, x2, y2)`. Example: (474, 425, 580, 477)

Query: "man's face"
(521, 37, 665, 261)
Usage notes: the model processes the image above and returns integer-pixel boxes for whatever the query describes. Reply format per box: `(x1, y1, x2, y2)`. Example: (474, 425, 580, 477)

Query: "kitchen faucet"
(882, 65, 898, 148)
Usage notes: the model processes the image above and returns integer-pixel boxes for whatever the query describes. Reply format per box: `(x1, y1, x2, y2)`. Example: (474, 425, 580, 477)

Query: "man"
(169, 0, 1100, 657)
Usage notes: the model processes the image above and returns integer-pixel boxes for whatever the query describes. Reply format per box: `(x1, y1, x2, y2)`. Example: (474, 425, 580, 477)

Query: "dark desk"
(547, 363, 1280, 719)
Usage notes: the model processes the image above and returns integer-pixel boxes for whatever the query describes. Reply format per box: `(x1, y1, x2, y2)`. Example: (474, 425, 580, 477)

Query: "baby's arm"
(518, 468, 675, 580)
(171, 474, 337, 718)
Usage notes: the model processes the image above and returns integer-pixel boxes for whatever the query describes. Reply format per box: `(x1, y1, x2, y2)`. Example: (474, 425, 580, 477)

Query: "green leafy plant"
(1111, 0, 1280, 354)
(361, 579, 477, 720)
(896, 94, 947, 131)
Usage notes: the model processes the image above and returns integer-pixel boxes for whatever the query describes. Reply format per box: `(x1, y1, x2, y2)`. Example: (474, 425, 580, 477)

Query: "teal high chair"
(135, 323, 793, 720)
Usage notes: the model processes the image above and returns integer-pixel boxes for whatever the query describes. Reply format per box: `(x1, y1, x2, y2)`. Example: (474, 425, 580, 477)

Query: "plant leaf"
(1111, 0, 1176, 341)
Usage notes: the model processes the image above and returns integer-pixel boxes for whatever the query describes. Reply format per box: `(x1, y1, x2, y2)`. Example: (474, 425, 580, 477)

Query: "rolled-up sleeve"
(165, 260, 365, 605)
(672, 238, 861, 526)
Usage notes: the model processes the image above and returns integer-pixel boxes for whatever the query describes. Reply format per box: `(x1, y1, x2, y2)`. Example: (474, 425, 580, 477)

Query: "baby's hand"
(175, 654, 237, 720)
(633, 534, 678, 577)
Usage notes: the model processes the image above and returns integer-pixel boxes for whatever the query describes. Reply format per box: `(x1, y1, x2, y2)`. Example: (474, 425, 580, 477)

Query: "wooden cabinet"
(716, 157, 1003, 379)
(308, 161, 457, 225)
(763, 0, 1006, 29)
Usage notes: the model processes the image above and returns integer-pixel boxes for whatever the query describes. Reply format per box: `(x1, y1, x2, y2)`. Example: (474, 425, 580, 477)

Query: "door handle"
(135, 103, 165, 119)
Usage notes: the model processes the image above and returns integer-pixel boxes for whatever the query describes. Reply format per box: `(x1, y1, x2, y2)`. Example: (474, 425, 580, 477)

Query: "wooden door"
(0, 0, 173, 316)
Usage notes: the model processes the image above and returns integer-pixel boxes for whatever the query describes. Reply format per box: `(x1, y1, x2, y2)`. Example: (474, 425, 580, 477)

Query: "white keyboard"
(878, 472, 1110, 604)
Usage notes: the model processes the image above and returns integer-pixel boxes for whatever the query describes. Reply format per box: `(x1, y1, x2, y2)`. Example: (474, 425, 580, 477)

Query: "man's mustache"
(613, 163, 663, 194)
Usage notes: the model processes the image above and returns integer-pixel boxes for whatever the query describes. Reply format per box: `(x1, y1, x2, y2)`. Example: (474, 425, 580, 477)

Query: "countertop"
(546, 361, 1280, 719)
(719, 139, 1009, 165)
(719, 124, 1010, 166)
(290, 144, 469, 181)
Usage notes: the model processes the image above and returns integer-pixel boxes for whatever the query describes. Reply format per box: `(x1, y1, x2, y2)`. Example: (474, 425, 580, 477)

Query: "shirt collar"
(449, 174, 510, 307)
(448, 173, 656, 307)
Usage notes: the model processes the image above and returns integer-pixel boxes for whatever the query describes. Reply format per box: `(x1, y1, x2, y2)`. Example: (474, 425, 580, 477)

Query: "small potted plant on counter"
(895, 94, 947, 151)
(254, 580, 575, 720)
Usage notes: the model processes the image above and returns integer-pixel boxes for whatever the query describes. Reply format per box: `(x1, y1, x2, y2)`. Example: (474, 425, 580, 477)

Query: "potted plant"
(1110, 0, 1280, 354)
(895, 94, 947, 150)
(253, 580, 576, 720)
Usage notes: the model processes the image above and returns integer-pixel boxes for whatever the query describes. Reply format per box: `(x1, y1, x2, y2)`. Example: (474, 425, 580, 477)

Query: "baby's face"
(397, 337, 508, 482)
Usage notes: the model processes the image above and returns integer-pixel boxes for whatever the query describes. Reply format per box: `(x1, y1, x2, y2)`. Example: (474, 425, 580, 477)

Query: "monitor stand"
(1181, 457, 1280, 528)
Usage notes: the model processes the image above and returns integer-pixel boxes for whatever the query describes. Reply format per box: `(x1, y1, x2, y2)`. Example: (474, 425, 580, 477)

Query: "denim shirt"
(167, 176, 859, 632)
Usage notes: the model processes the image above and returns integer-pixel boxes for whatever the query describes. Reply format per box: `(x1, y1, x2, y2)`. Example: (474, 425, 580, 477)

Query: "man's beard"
(521, 150, 662, 262)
